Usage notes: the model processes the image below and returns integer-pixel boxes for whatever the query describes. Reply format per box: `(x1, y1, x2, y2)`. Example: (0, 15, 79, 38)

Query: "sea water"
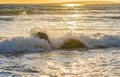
(0, 4, 120, 77)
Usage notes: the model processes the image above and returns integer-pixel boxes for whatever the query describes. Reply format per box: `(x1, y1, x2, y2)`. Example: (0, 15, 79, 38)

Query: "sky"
(0, 0, 120, 4)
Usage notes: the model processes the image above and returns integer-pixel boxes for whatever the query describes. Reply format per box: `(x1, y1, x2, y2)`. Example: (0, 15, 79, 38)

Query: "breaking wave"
(0, 31, 120, 53)
(51, 33, 120, 49)
(0, 37, 51, 53)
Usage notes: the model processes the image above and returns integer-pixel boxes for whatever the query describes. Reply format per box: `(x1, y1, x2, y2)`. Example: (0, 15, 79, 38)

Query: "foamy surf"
(0, 31, 120, 53)
(51, 33, 120, 48)
(0, 37, 51, 53)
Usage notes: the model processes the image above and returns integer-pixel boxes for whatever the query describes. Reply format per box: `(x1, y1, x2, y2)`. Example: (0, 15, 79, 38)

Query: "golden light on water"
(63, 4, 83, 7)
(70, 14, 80, 17)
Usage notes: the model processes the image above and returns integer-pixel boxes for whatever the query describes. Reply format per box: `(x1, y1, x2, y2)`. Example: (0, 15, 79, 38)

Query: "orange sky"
(0, 0, 120, 4)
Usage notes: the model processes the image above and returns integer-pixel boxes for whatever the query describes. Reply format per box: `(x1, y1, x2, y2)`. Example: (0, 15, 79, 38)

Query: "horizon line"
(0, 1, 120, 4)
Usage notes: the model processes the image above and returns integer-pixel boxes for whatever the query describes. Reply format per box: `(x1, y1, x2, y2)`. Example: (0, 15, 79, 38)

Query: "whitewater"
(0, 4, 119, 77)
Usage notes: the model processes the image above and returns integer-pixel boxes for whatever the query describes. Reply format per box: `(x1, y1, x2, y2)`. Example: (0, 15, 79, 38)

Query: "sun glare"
(63, 4, 82, 7)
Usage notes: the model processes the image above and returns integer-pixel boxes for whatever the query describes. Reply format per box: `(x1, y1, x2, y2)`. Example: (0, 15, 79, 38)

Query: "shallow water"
(0, 48, 119, 77)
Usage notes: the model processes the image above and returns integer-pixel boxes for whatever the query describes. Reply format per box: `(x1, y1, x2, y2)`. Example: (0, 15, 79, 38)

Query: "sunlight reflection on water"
(63, 4, 83, 7)
(0, 48, 119, 77)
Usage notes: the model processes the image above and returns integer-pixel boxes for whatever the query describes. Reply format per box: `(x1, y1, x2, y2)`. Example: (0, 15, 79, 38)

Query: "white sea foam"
(79, 34, 120, 48)
(0, 31, 120, 53)
(51, 33, 120, 49)
(0, 37, 51, 53)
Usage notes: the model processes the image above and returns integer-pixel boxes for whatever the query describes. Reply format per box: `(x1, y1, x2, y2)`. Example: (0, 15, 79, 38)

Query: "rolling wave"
(0, 37, 51, 53)
(0, 32, 120, 53)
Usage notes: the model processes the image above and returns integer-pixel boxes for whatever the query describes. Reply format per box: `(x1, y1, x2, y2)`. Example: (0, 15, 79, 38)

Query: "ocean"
(0, 4, 120, 77)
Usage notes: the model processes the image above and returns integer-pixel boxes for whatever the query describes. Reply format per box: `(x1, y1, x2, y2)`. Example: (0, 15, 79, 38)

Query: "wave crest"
(0, 31, 120, 53)
(0, 37, 51, 53)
